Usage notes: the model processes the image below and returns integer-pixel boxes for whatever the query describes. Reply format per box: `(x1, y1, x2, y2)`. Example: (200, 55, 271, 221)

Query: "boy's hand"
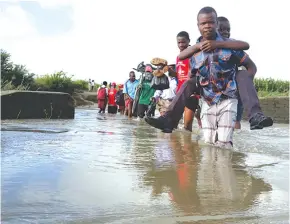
(124, 94, 129, 100)
(197, 119, 202, 128)
(201, 40, 220, 52)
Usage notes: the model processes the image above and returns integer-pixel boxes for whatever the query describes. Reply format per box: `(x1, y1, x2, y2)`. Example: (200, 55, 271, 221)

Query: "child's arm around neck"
(178, 39, 250, 60)
(216, 39, 250, 51)
(178, 44, 202, 60)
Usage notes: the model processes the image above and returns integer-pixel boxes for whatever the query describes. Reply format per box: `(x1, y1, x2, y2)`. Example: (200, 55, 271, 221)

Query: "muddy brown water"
(1, 108, 289, 224)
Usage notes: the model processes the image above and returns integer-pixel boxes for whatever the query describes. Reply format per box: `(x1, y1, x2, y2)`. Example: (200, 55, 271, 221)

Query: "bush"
(72, 80, 88, 90)
(34, 71, 76, 94)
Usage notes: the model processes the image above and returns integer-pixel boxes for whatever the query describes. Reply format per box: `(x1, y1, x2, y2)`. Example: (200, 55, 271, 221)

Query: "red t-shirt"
(176, 57, 191, 92)
(108, 88, 117, 106)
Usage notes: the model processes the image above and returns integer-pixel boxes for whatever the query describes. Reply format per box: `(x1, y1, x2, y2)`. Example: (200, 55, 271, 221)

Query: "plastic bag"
(150, 74, 170, 90)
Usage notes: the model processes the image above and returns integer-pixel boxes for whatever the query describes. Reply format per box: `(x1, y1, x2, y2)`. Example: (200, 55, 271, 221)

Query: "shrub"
(72, 80, 88, 90)
(34, 71, 76, 94)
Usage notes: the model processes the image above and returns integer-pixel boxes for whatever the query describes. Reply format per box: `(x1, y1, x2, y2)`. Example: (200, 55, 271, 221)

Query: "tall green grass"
(254, 78, 289, 93)
(33, 71, 88, 94)
(34, 71, 73, 92)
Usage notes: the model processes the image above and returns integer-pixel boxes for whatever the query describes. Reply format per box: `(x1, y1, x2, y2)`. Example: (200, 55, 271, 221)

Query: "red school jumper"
(108, 88, 117, 106)
(176, 57, 191, 92)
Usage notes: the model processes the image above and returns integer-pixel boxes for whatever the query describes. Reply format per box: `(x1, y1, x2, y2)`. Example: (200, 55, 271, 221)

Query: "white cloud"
(0, 4, 37, 40)
(1, 0, 289, 84)
(29, 0, 72, 9)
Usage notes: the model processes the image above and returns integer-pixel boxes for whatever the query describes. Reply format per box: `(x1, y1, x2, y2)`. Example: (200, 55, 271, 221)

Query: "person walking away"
(108, 82, 118, 114)
(123, 71, 139, 118)
(91, 80, 95, 91)
(137, 65, 156, 119)
(116, 84, 125, 114)
(97, 81, 108, 113)
(88, 79, 91, 91)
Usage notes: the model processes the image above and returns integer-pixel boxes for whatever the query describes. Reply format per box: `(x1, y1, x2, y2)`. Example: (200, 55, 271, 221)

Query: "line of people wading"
(96, 6, 273, 149)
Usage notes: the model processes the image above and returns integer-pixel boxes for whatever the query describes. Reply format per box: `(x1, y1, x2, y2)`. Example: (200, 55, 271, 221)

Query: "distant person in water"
(108, 82, 118, 114)
(97, 81, 108, 113)
(123, 71, 139, 118)
(116, 84, 125, 114)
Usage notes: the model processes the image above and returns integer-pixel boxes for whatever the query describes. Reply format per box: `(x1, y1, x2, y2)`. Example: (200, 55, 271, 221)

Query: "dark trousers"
(166, 77, 200, 127)
(235, 70, 262, 119)
(166, 71, 263, 127)
(137, 104, 149, 118)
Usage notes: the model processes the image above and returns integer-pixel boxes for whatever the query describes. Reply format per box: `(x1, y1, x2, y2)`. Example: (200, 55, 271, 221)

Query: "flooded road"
(1, 108, 289, 224)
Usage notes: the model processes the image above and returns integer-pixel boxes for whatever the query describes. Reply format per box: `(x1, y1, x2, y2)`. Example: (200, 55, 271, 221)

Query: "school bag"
(115, 90, 123, 105)
(97, 87, 106, 100)
(150, 74, 170, 90)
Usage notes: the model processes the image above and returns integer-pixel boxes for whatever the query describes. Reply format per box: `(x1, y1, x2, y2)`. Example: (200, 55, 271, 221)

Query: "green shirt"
(138, 81, 155, 105)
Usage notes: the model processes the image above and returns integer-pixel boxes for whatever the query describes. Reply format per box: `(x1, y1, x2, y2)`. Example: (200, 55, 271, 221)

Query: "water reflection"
(132, 128, 272, 217)
(1, 111, 287, 224)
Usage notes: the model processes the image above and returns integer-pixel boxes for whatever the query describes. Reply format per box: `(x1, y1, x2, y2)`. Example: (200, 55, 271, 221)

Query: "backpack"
(97, 87, 106, 100)
(115, 90, 124, 105)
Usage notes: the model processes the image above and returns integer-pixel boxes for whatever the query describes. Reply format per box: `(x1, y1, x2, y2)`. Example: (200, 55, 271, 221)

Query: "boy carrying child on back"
(146, 9, 273, 134)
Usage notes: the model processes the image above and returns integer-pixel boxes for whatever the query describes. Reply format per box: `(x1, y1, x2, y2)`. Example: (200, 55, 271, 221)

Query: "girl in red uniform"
(108, 82, 118, 114)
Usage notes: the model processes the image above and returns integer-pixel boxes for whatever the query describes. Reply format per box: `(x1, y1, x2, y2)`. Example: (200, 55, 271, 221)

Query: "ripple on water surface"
(1, 109, 289, 224)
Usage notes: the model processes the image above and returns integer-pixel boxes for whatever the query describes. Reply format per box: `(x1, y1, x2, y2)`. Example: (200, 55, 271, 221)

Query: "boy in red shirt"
(175, 31, 201, 131)
(108, 82, 118, 114)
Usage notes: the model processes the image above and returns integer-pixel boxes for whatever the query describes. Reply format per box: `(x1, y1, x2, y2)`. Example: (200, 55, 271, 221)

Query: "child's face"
(177, 36, 189, 52)
(218, 21, 231, 38)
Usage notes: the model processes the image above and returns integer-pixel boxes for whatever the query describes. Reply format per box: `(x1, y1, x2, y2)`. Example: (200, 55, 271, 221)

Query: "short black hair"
(129, 71, 135, 76)
(197, 6, 217, 19)
(177, 31, 190, 41)
(217, 16, 229, 23)
(103, 81, 107, 85)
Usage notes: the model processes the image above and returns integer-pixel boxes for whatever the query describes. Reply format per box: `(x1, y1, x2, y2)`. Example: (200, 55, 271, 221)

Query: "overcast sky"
(1, 0, 288, 84)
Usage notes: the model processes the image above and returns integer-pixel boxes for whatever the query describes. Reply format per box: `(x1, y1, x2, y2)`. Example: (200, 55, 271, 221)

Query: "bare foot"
(235, 121, 241, 129)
